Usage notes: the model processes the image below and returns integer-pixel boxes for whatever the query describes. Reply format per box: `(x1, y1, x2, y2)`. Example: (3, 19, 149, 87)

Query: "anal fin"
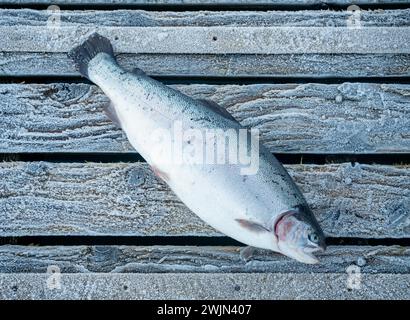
(240, 246, 256, 262)
(103, 101, 122, 128)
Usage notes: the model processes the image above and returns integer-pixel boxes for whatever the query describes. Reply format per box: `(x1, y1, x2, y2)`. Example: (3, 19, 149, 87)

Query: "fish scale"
(69, 33, 326, 264)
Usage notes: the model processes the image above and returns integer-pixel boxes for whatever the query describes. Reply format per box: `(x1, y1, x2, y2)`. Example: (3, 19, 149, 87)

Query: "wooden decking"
(0, 1, 409, 299)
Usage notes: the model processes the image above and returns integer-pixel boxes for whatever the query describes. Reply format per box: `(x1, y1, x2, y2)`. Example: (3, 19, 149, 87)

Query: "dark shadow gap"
(0, 3, 410, 11)
(0, 153, 146, 163)
(1, 153, 410, 166)
(326, 237, 410, 246)
(0, 236, 409, 247)
(159, 76, 410, 86)
(1, 75, 410, 85)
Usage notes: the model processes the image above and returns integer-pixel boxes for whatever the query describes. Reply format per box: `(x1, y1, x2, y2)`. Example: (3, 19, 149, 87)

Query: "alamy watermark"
(148, 121, 260, 175)
(46, 265, 62, 290)
(347, 5, 362, 29)
(47, 5, 61, 29)
(346, 265, 362, 290)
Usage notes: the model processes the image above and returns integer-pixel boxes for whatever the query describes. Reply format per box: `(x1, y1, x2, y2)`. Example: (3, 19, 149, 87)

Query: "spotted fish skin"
(69, 34, 325, 263)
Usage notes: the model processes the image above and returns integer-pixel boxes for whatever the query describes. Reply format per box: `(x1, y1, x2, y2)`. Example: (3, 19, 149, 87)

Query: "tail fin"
(68, 33, 115, 79)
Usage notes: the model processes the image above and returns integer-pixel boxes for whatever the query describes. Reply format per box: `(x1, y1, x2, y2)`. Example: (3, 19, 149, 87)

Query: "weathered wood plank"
(0, 162, 408, 238)
(1, 83, 409, 153)
(2, 52, 408, 77)
(8, 26, 406, 55)
(1, 0, 409, 6)
(1, 245, 409, 274)
(1, 9, 408, 27)
(1, 273, 409, 299)
(0, 9, 408, 77)
(3, 26, 410, 54)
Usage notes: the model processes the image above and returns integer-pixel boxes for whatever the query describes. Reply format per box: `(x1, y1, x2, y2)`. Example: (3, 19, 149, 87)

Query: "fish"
(69, 33, 326, 264)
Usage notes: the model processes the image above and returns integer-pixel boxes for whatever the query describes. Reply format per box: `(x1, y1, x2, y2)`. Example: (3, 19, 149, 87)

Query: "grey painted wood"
(1, 83, 409, 153)
(1, 245, 409, 274)
(3, 26, 410, 54)
(1, 273, 409, 299)
(0, 9, 408, 77)
(0, 0, 408, 6)
(0, 162, 408, 238)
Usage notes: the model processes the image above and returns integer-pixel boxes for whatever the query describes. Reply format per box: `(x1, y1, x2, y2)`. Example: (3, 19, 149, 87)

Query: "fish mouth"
(282, 246, 324, 264)
(300, 247, 325, 264)
(297, 252, 319, 264)
(281, 246, 322, 264)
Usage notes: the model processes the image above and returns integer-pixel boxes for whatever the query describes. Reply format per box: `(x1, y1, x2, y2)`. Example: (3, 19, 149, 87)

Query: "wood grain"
(2, 52, 408, 77)
(1, 4, 409, 302)
(3, 26, 410, 54)
(1, 9, 408, 27)
(1, 83, 409, 153)
(1, 273, 409, 299)
(0, 162, 408, 238)
(0, 9, 408, 77)
(1, 245, 409, 274)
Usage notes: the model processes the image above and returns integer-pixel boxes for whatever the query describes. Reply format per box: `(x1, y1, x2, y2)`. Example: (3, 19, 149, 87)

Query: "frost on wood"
(0, 0, 409, 8)
(0, 245, 409, 274)
(1, 273, 409, 300)
(1, 83, 409, 153)
(0, 9, 408, 27)
(0, 9, 408, 76)
(0, 162, 408, 238)
(2, 26, 409, 54)
(0, 52, 408, 77)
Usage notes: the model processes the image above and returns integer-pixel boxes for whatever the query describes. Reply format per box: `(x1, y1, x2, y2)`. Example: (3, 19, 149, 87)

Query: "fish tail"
(68, 33, 115, 79)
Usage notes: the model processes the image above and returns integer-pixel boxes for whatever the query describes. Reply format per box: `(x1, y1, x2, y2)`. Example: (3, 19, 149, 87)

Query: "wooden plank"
(0, 0, 408, 6)
(0, 162, 408, 238)
(2, 52, 408, 77)
(1, 245, 409, 274)
(0, 9, 408, 77)
(1, 273, 409, 299)
(1, 9, 408, 27)
(2, 26, 410, 54)
(1, 83, 409, 154)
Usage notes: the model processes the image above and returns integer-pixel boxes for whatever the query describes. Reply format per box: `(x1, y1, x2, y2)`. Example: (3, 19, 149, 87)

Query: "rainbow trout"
(69, 33, 326, 263)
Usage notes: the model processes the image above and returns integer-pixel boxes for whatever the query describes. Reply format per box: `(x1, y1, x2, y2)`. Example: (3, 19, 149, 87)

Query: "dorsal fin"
(197, 99, 238, 122)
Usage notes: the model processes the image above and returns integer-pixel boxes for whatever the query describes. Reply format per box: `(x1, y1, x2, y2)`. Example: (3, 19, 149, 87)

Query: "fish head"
(274, 205, 326, 264)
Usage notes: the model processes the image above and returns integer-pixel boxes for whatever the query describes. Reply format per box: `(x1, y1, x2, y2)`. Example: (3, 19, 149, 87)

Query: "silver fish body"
(70, 34, 326, 263)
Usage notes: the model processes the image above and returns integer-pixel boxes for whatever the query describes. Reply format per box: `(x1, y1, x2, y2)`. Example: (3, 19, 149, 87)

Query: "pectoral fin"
(197, 99, 238, 122)
(235, 219, 270, 233)
(103, 101, 122, 128)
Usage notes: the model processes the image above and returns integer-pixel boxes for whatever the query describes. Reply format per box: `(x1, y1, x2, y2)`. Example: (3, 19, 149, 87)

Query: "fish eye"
(308, 232, 319, 244)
